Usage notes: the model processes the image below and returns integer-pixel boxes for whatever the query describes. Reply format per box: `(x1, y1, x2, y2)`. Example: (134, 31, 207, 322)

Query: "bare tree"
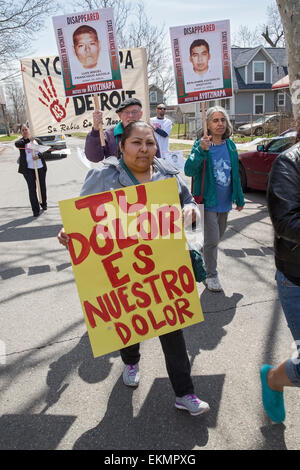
(262, 1, 285, 47)
(232, 25, 261, 48)
(72, 0, 132, 38)
(232, 1, 285, 48)
(276, 0, 300, 118)
(151, 65, 175, 103)
(5, 81, 26, 126)
(0, 0, 59, 66)
(123, 2, 168, 80)
(71, 0, 172, 91)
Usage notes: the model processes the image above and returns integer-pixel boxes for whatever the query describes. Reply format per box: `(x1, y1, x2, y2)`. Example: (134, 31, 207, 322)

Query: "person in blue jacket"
(185, 105, 244, 292)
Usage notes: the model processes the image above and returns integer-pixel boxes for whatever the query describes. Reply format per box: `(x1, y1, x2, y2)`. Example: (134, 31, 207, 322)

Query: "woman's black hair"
(118, 121, 155, 158)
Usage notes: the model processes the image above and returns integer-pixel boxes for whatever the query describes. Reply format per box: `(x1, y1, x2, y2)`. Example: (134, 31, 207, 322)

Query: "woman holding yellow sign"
(58, 121, 210, 417)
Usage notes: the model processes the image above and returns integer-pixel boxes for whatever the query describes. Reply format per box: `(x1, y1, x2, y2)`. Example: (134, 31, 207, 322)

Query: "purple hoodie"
(84, 124, 161, 162)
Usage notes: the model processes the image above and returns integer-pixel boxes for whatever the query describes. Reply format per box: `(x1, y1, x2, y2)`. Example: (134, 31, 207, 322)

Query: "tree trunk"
(276, 0, 300, 118)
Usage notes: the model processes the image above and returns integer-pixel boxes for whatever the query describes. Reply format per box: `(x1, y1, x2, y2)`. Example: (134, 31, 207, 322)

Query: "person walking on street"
(15, 124, 47, 217)
(260, 117, 300, 423)
(150, 103, 173, 156)
(184, 105, 244, 292)
(58, 121, 210, 417)
(85, 97, 161, 162)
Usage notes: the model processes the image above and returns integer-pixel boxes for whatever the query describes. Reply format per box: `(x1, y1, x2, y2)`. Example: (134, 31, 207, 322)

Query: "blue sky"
(29, 0, 272, 58)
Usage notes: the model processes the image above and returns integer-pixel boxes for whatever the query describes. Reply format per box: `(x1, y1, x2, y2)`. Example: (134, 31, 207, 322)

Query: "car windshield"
(255, 115, 275, 125)
(267, 136, 295, 153)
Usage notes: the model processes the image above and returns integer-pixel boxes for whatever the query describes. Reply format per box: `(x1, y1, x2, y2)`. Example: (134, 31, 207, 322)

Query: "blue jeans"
(276, 269, 300, 386)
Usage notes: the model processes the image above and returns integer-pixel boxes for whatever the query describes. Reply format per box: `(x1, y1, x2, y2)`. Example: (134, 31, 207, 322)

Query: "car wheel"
(254, 127, 263, 136)
(239, 164, 248, 193)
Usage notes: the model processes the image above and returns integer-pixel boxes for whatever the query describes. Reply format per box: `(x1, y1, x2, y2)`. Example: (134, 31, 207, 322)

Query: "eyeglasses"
(122, 110, 141, 117)
(157, 107, 166, 110)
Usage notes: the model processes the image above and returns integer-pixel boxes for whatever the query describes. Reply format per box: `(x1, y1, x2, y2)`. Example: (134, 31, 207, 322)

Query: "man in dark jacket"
(260, 117, 300, 423)
(85, 97, 161, 162)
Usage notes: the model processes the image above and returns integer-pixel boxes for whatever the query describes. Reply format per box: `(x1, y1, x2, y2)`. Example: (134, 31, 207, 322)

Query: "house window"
(253, 61, 265, 82)
(220, 99, 230, 111)
(253, 94, 265, 114)
(149, 90, 157, 104)
(277, 93, 285, 107)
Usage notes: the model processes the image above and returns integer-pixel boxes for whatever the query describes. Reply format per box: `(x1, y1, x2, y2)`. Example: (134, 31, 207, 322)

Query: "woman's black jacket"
(15, 137, 47, 175)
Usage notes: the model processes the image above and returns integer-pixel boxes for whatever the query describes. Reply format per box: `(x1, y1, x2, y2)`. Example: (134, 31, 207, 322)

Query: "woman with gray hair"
(185, 105, 244, 292)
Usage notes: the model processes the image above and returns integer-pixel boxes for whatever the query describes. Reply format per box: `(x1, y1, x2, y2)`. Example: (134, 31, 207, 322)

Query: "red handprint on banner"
(38, 77, 69, 123)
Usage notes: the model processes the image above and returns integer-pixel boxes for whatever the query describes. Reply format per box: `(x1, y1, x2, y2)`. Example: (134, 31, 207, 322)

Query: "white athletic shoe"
(122, 364, 140, 387)
(205, 276, 223, 292)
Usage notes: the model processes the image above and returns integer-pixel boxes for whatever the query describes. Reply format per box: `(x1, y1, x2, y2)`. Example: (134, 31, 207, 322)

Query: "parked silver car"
(34, 134, 67, 160)
(237, 114, 280, 136)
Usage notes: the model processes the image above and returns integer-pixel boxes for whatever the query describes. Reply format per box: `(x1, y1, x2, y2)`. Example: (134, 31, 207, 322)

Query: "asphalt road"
(0, 137, 299, 451)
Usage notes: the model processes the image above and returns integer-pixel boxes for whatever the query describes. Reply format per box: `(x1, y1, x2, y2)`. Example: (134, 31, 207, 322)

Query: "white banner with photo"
(164, 150, 185, 171)
(170, 19, 233, 105)
(52, 8, 122, 97)
(20, 48, 149, 136)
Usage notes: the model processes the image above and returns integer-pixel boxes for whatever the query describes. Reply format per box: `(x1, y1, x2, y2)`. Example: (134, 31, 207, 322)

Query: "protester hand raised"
(200, 135, 212, 151)
(93, 110, 103, 131)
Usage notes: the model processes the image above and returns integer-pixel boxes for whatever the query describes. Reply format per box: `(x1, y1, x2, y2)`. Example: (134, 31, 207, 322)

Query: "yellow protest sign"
(59, 178, 204, 358)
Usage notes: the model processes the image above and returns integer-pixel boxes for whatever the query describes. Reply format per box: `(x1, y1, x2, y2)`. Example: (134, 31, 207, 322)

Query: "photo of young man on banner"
(52, 8, 122, 98)
(170, 19, 232, 105)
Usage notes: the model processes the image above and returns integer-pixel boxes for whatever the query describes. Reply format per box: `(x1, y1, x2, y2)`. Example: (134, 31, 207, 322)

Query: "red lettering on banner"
(131, 282, 152, 308)
(132, 314, 149, 336)
(112, 218, 139, 250)
(178, 265, 195, 293)
(132, 244, 155, 275)
(115, 185, 147, 213)
(115, 322, 131, 344)
(175, 298, 194, 324)
(161, 270, 183, 299)
(84, 298, 110, 328)
(118, 286, 137, 313)
(137, 211, 159, 239)
(103, 291, 122, 319)
(143, 275, 162, 303)
(102, 252, 130, 287)
(90, 224, 114, 256)
(157, 206, 181, 236)
(147, 310, 167, 330)
(163, 305, 177, 326)
(75, 192, 114, 222)
(68, 232, 90, 265)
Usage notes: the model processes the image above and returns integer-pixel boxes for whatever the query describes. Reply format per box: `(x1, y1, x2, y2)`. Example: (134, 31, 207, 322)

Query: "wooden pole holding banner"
(93, 95, 105, 146)
(201, 101, 208, 136)
(31, 144, 42, 204)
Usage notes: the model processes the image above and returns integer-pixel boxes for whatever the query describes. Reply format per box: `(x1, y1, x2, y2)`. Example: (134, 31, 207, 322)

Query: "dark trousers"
(23, 168, 47, 215)
(120, 329, 194, 397)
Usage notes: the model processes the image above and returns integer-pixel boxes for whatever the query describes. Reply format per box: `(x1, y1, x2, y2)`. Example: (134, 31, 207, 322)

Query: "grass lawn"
(169, 142, 192, 158)
(170, 123, 189, 139)
(71, 132, 88, 138)
(0, 134, 19, 142)
(232, 133, 276, 143)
